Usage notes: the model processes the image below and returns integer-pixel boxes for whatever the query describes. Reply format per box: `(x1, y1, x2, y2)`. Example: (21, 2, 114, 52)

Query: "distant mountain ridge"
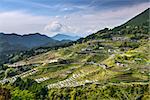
(0, 33, 58, 49)
(52, 34, 80, 41)
(0, 32, 70, 64)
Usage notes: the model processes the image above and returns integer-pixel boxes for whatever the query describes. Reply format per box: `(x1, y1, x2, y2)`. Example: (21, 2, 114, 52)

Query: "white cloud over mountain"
(44, 21, 63, 32)
(44, 20, 76, 34)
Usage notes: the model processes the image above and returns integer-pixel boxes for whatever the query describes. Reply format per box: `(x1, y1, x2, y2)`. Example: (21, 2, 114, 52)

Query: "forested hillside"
(0, 33, 72, 65)
(0, 8, 149, 100)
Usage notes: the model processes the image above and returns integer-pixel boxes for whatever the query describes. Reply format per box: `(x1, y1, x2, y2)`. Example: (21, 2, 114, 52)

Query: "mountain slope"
(0, 33, 58, 48)
(77, 8, 149, 43)
(0, 8, 149, 100)
(0, 33, 70, 64)
(121, 8, 149, 27)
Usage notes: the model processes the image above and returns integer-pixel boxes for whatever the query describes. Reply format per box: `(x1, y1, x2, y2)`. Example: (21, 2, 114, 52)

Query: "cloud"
(59, 2, 149, 36)
(0, 2, 149, 37)
(0, 11, 50, 34)
(44, 20, 77, 34)
(44, 21, 63, 32)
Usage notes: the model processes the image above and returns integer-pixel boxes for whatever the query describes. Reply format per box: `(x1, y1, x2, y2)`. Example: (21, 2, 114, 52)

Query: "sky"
(0, 0, 149, 37)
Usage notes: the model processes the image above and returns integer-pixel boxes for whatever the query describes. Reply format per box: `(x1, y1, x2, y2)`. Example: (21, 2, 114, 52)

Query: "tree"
(11, 87, 34, 100)
(13, 78, 48, 99)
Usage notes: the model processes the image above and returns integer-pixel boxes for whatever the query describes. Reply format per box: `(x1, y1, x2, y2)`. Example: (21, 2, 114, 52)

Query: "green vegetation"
(12, 78, 48, 99)
(0, 8, 149, 99)
(48, 83, 149, 100)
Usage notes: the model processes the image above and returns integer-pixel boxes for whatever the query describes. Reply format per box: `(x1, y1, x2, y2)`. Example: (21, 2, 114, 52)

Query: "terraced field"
(2, 39, 149, 91)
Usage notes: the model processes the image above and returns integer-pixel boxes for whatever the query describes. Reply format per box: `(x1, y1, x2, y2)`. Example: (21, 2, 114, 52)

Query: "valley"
(0, 8, 149, 100)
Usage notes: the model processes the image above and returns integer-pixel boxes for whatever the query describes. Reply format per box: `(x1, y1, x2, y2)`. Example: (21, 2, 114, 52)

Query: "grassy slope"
(1, 8, 150, 99)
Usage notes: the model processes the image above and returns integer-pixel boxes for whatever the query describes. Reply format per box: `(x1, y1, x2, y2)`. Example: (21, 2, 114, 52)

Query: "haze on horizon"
(0, 0, 149, 37)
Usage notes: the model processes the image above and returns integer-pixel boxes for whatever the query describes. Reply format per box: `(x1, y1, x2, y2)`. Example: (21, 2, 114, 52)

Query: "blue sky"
(0, 0, 149, 36)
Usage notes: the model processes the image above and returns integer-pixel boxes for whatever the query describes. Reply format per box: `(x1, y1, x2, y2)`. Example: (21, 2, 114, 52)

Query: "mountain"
(112, 8, 149, 31)
(0, 33, 69, 64)
(120, 8, 149, 27)
(52, 34, 80, 41)
(0, 9, 149, 99)
(77, 8, 149, 43)
(0, 33, 58, 49)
